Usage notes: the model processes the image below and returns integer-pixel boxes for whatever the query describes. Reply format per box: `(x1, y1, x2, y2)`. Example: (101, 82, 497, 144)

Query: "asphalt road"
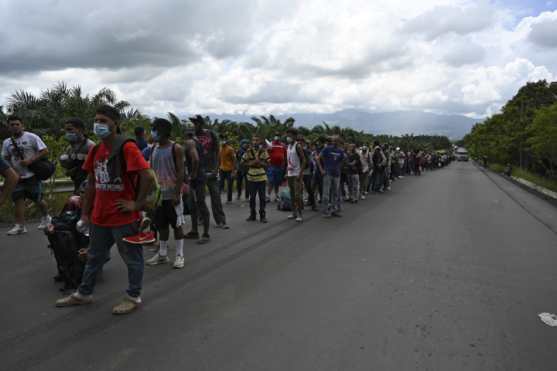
(1, 161, 557, 371)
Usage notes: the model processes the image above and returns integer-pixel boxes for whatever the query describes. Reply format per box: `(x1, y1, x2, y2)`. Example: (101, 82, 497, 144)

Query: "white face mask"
(286, 137, 294, 144)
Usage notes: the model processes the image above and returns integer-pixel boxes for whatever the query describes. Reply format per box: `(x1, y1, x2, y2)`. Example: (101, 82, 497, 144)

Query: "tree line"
(463, 80, 557, 178)
(1, 82, 452, 154)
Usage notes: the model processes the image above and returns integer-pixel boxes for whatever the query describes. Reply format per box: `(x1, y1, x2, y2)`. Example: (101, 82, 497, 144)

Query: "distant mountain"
(204, 109, 480, 139)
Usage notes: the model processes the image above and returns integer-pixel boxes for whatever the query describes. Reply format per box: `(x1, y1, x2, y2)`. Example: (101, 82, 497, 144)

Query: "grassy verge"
(488, 163, 505, 173)
(512, 167, 557, 193)
(488, 163, 557, 193)
(0, 191, 71, 224)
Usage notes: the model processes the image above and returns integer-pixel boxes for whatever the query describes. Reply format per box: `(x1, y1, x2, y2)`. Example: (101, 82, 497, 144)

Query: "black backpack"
(46, 208, 89, 290)
(10, 137, 56, 181)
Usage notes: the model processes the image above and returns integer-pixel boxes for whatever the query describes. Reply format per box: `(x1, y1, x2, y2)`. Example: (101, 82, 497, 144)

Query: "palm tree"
(283, 117, 295, 128)
(167, 112, 186, 139)
(8, 90, 42, 112)
(92, 88, 116, 106)
(6, 83, 139, 132)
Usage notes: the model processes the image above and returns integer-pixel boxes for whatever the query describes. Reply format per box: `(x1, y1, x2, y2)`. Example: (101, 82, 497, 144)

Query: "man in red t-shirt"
(267, 134, 286, 202)
(56, 104, 156, 315)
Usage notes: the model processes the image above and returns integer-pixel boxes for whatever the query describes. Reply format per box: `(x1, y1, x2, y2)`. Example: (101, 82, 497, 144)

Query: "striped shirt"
(242, 148, 269, 182)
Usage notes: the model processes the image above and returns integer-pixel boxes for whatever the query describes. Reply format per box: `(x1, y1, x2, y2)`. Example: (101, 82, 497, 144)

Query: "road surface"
(1, 162, 556, 371)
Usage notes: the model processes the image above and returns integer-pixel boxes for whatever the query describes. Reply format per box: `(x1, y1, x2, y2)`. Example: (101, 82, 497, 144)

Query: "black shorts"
(154, 200, 178, 229)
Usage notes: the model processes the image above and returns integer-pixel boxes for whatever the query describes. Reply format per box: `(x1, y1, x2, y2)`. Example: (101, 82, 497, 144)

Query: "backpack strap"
(10, 137, 25, 160)
(148, 143, 157, 166)
(172, 142, 177, 168)
(90, 144, 100, 162)
(117, 137, 138, 186)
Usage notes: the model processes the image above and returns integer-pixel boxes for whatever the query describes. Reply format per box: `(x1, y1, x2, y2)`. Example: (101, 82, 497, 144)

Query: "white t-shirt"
(2, 132, 48, 179)
(287, 142, 302, 177)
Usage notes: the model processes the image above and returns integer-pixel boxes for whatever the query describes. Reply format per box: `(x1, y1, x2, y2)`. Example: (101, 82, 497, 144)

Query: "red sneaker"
(123, 231, 156, 245)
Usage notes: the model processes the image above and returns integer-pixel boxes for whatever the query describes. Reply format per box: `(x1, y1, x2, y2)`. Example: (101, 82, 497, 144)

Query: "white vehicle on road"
(455, 147, 469, 161)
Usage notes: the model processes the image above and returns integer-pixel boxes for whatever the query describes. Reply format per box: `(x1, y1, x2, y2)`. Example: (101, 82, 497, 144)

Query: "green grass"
(512, 167, 557, 193)
(489, 163, 506, 173)
(0, 191, 71, 224)
(488, 163, 557, 193)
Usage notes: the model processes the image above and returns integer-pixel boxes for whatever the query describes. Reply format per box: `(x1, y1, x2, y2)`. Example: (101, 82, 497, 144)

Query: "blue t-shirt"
(142, 145, 153, 161)
(0, 156, 10, 174)
(320, 146, 345, 177)
(136, 137, 148, 151)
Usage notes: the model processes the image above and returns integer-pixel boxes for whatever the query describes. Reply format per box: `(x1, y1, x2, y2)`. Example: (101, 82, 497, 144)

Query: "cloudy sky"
(1, 0, 556, 119)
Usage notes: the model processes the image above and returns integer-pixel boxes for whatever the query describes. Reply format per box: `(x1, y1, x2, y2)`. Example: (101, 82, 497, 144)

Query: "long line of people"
(216, 132, 449, 219)
(0, 105, 449, 314)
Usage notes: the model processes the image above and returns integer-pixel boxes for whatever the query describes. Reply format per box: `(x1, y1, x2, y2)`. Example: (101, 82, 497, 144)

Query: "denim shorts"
(267, 166, 285, 186)
(12, 177, 42, 202)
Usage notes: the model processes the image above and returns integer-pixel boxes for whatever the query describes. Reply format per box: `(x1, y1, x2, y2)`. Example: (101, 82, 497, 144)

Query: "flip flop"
(122, 231, 156, 245)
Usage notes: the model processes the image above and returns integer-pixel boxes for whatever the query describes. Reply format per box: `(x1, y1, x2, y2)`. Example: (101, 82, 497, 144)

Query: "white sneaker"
(173, 256, 185, 269)
(146, 253, 170, 266)
(38, 215, 52, 230)
(361, 195, 366, 200)
(7, 224, 27, 235)
(296, 216, 303, 223)
(288, 214, 297, 220)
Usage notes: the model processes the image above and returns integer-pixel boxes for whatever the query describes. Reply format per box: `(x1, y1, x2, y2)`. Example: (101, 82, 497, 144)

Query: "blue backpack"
(277, 186, 292, 211)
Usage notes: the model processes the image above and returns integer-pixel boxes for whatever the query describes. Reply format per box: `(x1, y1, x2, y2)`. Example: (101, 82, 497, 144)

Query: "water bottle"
(76, 219, 90, 237)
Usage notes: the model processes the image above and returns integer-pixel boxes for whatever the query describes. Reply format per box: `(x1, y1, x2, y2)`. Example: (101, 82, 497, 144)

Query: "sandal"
(112, 296, 141, 315)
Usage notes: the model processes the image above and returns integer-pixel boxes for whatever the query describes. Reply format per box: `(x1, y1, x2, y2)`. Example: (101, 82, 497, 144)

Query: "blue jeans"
(78, 222, 143, 298)
(219, 170, 233, 202)
(322, 174, 340, 214)
(371, 167, 384, 192)
(267, 166, 285, 188)
(348, 174, 359, 200)
(207, 174, 227, 225)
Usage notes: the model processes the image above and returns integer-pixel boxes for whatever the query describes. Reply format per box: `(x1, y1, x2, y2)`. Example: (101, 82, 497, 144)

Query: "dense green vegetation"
(464, 80, 557, 181)
(1, 82, 453, 173)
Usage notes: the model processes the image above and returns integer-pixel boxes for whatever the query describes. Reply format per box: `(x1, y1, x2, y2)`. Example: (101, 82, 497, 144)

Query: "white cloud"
(527, 12, 557, 47)
(440, 37, 486, 66)
(402, 2, 495, 40)
(0, 0, 556, 121)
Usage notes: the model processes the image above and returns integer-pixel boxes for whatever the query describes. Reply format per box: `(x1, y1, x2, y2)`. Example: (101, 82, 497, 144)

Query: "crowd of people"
(0, 105, 450, 314)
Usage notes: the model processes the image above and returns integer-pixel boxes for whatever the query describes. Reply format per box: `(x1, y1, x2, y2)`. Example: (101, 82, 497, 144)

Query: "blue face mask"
(151, 130, 160, 142)
(94, 122, 111, 138)
(65, 133, 80, 143)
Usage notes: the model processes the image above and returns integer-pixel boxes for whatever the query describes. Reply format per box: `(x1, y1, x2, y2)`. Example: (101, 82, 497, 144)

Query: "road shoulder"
(475, 163, 557, 235)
